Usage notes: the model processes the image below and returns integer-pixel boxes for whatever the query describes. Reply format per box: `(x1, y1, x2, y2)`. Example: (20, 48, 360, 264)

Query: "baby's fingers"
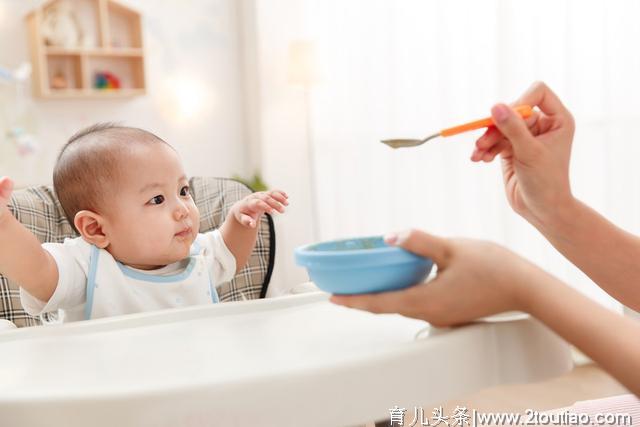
(255, 193, 286, 213)
(269, 190, 289, 206)
(0, 177, 14, 201)
(247, 199, 271, 213)
(238, 213, 258, 228)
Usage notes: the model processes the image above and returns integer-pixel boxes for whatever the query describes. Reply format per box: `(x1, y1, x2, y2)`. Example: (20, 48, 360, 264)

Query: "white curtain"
(255, 0, 640, 307)
(293, 0, 640, 309)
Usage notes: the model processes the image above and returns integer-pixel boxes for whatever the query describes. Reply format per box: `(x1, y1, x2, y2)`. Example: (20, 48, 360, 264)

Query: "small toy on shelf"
(94, 71, 121, 90)
(51, 71, 68, 89)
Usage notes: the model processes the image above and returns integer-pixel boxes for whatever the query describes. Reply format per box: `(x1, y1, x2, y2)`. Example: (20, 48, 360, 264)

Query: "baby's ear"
(74, 210, 109, 248)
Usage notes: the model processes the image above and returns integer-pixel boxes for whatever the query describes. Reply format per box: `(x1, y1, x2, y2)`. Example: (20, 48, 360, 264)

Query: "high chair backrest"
(0, 177, 275, 327)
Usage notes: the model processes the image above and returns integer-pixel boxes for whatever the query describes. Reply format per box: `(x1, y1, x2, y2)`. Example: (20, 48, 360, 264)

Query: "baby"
(0, 123, 288, 322)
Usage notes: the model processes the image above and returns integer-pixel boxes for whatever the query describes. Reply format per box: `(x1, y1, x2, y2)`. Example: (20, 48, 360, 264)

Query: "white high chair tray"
(0, 292, 571, 427)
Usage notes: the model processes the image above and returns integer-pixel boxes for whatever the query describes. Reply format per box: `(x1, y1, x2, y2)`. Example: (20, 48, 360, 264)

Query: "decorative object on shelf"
(50, 71, 68, 89)
(81, 34, 96, 49)
(26, 0, 146, 99)
(232, 172, 269, 192)
(94, 71, 121, 90)
(0, 63, 39, 157)
(40, 0, 83, 48)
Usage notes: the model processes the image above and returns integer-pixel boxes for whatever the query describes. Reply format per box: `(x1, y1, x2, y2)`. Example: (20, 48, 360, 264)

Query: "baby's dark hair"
(53, 123, 167, 231)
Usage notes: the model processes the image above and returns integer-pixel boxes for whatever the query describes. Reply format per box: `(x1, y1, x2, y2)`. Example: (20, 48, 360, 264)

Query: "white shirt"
(20, 230, 236, 323)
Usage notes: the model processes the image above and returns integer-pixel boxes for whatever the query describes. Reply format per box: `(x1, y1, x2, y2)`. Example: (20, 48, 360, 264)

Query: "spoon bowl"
(381, 133, 440, 149)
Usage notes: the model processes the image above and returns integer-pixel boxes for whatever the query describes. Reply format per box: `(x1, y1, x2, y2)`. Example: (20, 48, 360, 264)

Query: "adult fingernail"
(384, 232, 399, 245)
(492, 104, 509, 123)
(385, 230, 410, 245)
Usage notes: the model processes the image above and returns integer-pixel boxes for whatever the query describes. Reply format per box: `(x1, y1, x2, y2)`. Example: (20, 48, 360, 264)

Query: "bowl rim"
(295, 235, 402, 258)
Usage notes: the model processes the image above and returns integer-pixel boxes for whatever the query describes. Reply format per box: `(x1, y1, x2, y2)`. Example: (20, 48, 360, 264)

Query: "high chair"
(0, 176, 275, 327)
(0, 177, 573, 426)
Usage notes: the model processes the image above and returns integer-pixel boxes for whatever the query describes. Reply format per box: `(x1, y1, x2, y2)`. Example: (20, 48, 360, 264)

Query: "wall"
(0, 0, 310, 294)
(0, 0, 248, 189)
(247, 0, 317, 292)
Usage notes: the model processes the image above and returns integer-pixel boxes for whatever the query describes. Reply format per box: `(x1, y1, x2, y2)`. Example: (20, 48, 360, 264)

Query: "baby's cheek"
(190, 207, 200, 230)
(139, 228, 164, 249)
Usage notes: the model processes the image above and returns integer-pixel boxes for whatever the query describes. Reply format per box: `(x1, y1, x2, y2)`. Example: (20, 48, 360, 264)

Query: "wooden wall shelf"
(26, 0, 146, 99)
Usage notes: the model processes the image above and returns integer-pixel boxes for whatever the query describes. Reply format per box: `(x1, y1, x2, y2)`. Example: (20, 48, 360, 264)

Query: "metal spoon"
(381, 105, 533, 149)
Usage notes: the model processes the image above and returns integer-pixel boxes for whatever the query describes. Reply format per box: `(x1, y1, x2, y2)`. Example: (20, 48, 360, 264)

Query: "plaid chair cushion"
(0, 177, 275, 327)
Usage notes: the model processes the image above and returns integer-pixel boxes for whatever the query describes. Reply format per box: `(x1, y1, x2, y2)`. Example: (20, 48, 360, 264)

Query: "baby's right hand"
(0, 177, 14, 220)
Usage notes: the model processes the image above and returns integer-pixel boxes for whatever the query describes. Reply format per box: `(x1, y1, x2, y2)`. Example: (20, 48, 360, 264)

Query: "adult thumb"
(385, 229, 451, 267)
(491, 103, 540, 161)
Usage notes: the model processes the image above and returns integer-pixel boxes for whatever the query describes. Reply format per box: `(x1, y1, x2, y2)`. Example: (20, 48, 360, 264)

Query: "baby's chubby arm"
(0, 177, 58, 302)
(219, 190, 288, 273)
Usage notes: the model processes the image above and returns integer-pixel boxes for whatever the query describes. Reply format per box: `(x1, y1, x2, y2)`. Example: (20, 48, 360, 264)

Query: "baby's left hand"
(232, 190, 289, 228)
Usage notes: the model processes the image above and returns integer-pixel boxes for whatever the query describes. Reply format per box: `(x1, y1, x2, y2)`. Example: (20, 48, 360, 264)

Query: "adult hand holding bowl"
(328, 230, 544, 328)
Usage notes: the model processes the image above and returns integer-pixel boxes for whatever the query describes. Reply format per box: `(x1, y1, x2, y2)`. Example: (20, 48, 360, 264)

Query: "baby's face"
(101, 143, 200, 269)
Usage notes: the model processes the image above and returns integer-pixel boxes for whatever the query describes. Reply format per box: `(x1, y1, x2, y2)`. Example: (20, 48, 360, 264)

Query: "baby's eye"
(179, 185, 190, 197)
(149, 195, 165, 205)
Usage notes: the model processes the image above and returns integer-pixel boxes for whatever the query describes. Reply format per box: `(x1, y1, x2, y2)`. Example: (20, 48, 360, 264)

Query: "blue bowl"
(294, 236, 434, 294)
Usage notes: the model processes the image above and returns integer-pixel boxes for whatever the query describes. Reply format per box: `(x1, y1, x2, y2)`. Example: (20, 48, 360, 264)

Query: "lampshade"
(287, 40, 319, 86)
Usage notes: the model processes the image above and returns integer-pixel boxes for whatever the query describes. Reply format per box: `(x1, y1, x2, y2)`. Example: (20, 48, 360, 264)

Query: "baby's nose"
(173, 202, 189, 220)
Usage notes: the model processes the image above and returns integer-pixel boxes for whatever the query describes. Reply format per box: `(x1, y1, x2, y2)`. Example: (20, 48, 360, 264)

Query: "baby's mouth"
(175, 227, 192, 238)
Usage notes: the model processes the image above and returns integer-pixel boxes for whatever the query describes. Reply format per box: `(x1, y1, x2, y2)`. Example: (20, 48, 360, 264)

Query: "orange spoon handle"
(440, 105, 533, 137)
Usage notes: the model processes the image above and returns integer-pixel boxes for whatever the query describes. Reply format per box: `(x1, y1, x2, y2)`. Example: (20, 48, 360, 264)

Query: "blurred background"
(2, 0, 640, 311)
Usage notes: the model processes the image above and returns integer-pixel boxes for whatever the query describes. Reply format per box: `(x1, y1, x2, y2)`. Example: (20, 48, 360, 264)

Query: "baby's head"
(54, 124, 200, 269)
